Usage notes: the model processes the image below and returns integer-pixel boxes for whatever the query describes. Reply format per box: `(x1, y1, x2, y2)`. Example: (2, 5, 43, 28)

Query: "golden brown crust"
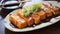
(31, 14, 41, 24)
(9, 14, 27, 28)
(37, 10, 46, 20)
(41, 5, 53, 17)
(42, 2, 60, 15)
(17, 10, 34, 26)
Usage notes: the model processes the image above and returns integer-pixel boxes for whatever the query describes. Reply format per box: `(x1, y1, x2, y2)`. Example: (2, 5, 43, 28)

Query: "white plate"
(4, 1, 60, 32)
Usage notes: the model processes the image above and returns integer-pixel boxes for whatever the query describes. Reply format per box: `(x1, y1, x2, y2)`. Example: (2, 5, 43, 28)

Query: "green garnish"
(23, 3, 42, 16)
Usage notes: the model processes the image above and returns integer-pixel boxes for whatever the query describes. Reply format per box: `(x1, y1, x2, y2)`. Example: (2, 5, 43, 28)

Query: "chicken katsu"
(9, 2, 60, 29)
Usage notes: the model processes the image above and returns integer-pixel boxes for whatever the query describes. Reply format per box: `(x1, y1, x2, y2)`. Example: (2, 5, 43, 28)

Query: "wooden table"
(0, 0, 60, 34)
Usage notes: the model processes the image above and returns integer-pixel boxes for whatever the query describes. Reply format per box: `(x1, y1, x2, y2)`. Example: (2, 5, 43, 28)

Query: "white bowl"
(2, 1, 22, 9)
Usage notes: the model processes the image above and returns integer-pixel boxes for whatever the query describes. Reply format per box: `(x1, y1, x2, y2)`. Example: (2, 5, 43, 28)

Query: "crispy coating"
(9, 14, 27, 28)
(31, 14, 41, 24)
(41, 5, 53, 17)
(17, 9, 34, 26)
(42, 2, 60, 15)
(37, 10, 46, 20)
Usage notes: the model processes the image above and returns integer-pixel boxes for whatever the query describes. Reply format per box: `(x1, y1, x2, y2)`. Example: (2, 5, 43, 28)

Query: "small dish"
(1, 1, 22, 9)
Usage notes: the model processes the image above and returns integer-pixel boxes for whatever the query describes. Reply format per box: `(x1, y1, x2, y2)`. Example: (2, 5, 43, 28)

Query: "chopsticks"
(0, 0, 31, 6)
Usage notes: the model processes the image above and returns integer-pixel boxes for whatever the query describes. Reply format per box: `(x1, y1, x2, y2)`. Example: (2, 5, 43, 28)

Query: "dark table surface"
(0, 0, 60, 34)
